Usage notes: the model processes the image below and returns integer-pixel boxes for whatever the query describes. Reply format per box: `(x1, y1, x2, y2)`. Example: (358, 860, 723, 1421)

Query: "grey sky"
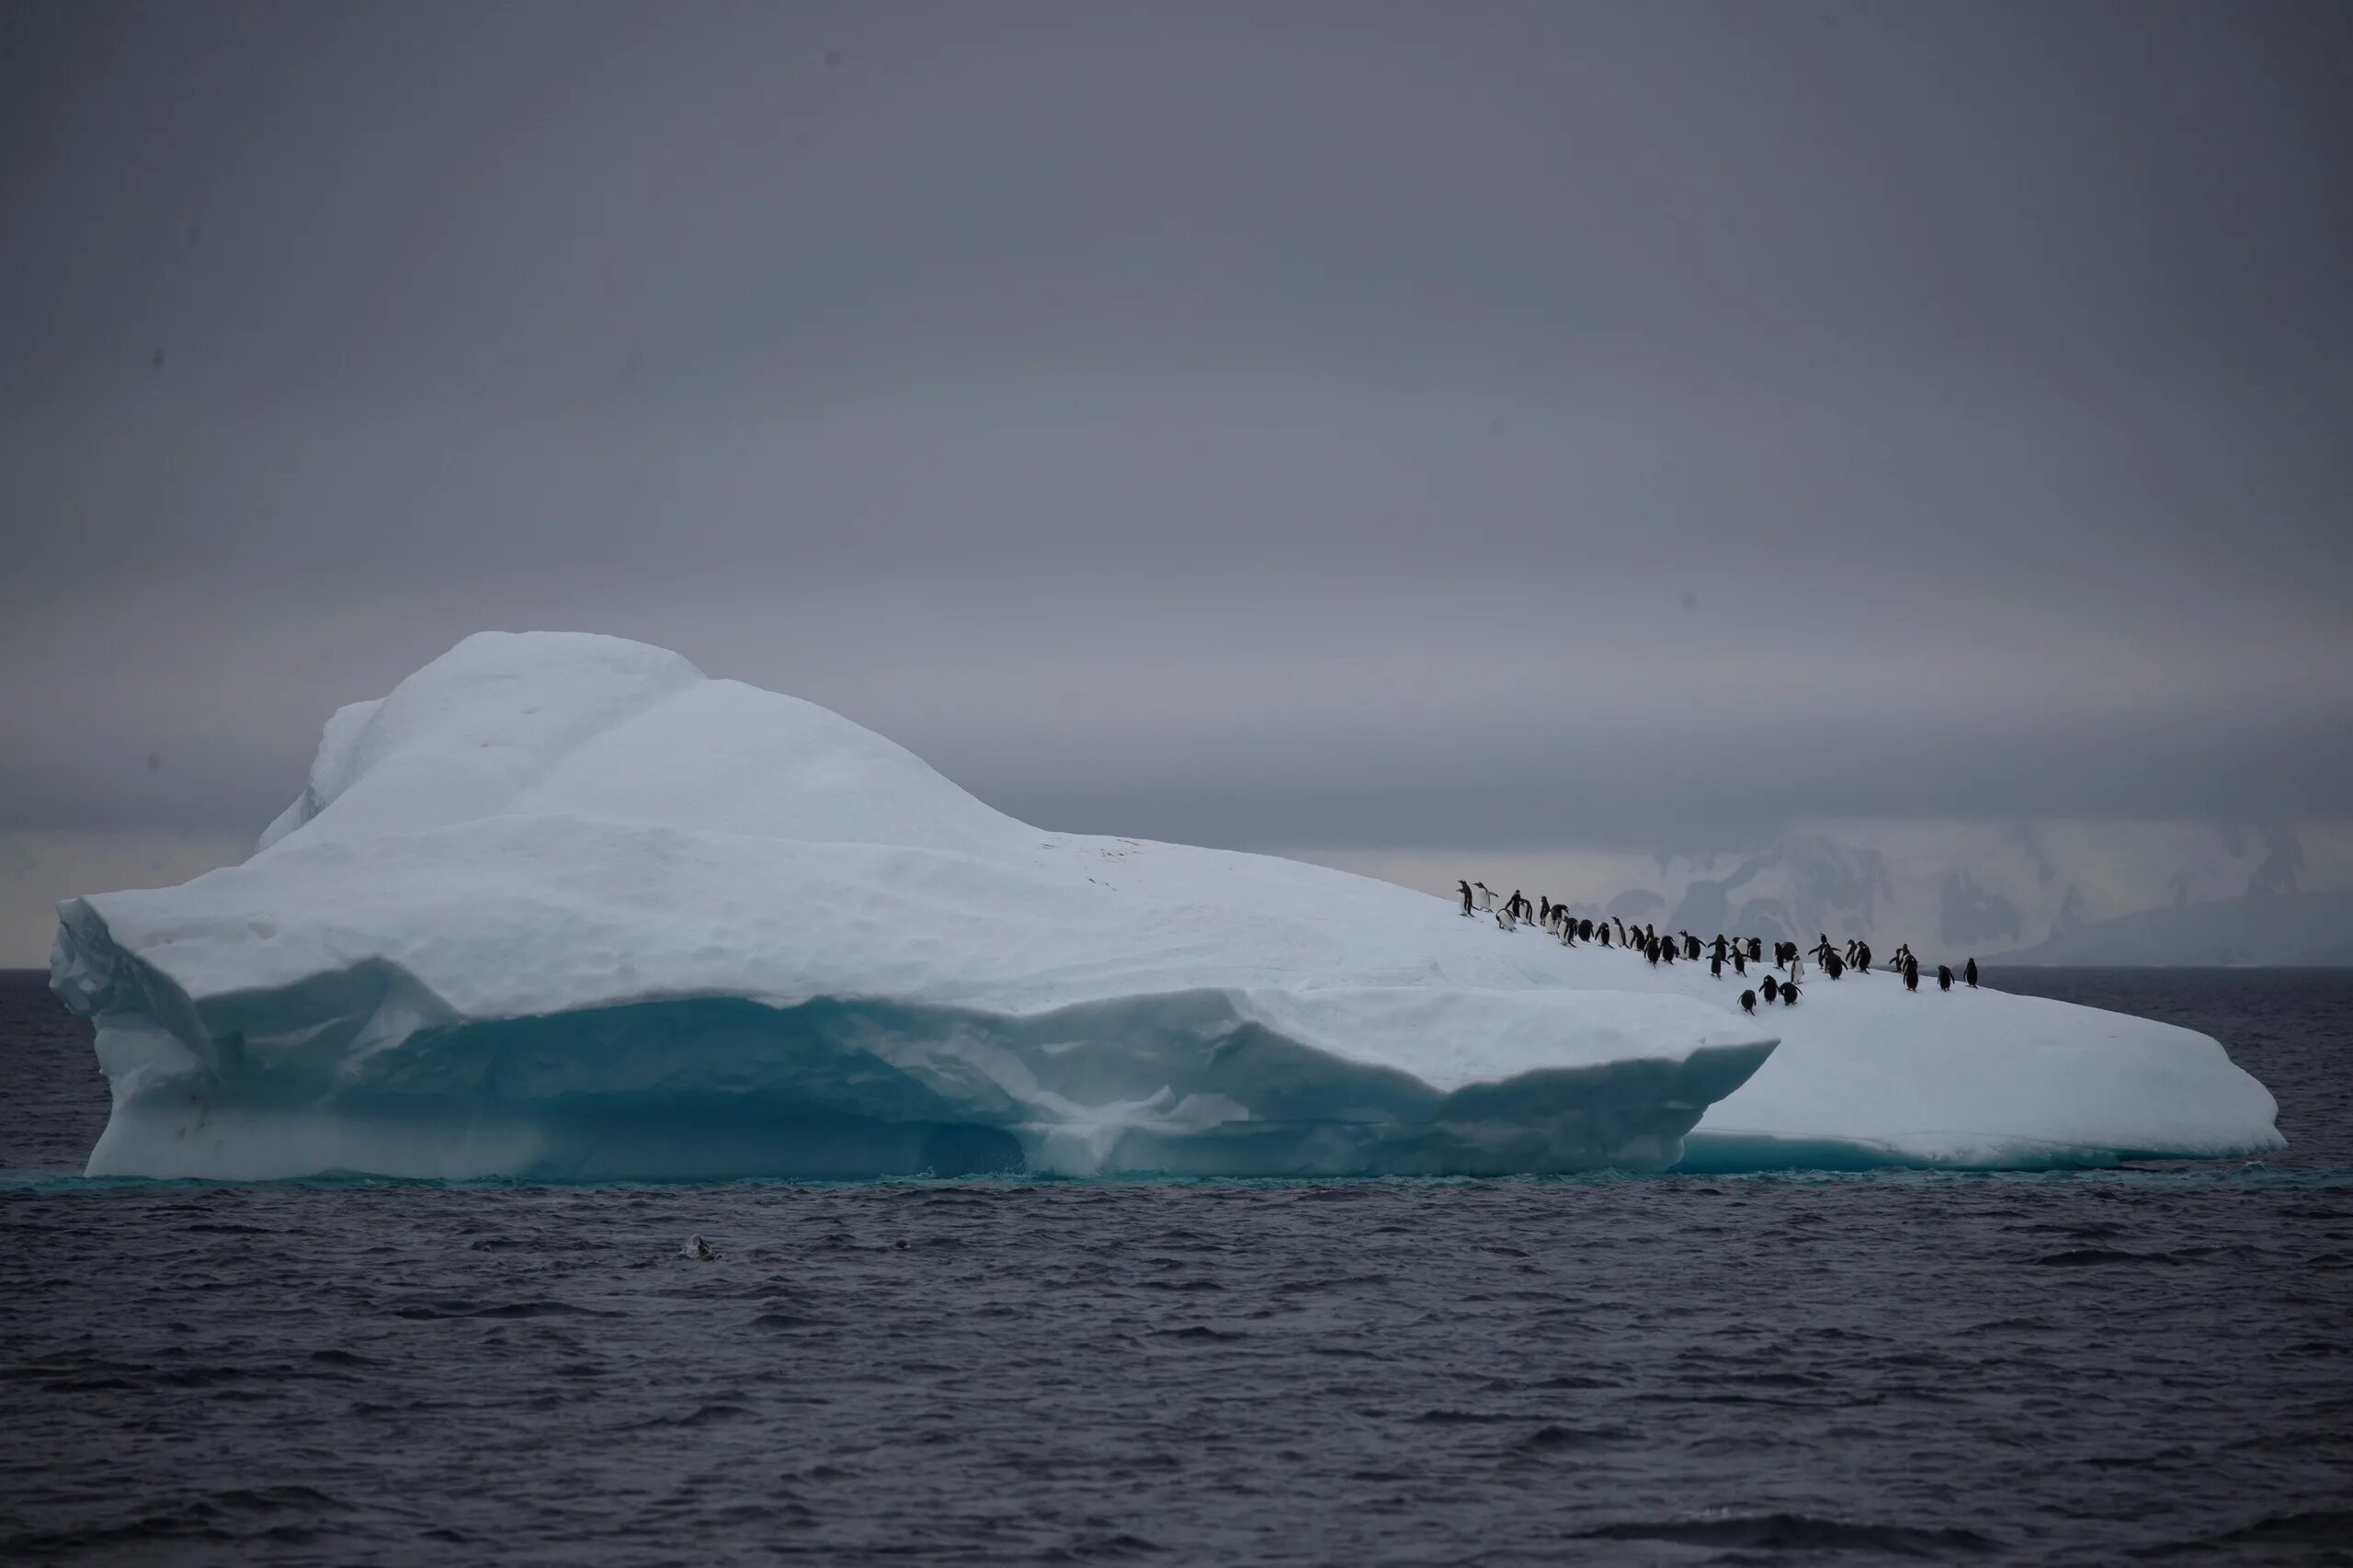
(3, 1, 2349, 905)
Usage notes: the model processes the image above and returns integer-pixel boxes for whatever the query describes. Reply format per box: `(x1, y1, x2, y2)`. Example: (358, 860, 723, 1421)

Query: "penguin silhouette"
(1780, 978, 1801, 1006)
(1709, 954, 1723, 979)
(1938, 964, 1954, 993)
(1459, 881, 1473, 916)
(1762, 975, 1779, 1003)
(1740, 988, 1757, 1015)
(1904, 956, 1919, 993)
(1965, 957, 1979, 988)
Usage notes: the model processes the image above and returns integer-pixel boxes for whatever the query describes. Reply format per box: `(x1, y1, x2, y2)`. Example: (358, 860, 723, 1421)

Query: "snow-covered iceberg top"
(50, 631, 2280, 1180)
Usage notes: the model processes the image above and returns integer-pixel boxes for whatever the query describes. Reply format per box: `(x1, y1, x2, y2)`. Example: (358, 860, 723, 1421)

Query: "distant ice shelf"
(50, 631, 2280, 1180)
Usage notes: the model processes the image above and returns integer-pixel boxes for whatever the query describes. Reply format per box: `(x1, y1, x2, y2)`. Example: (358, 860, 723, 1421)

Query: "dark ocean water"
(3, 967, 2348, 1566)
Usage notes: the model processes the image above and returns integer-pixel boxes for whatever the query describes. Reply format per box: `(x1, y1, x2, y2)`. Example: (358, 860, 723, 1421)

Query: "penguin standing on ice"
(1740, 988, 1757, 1015)
(1709, 953, 1723, 979)
(1684, 933, 1701, 961)
(1613, 917, 1628, 947)
(1459, 881, 1474, 916)
(1904, 955, 1920, 993)
(1540, 896, 1553, 927)
(1475, 882, 1497, 913)
(1711, 934, 1729, 964)
(1938, 963, 1954, 993)
(1597, 923, 1613, 948)
(1733, 949, 1747, 977)
(1761, 974, 1779, 1004)
(1580, 918, 1596, 942)
(1856, 941, 1872, 973)
(1644, 937, 1661, 966)
(1780, 978, 1801, 1006)
(1824, 951, 1844, 980)
(1965, 957, 1979, 988)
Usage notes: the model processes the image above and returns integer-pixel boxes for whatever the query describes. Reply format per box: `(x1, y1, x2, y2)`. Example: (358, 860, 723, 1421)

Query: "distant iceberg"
(50, 631, 2280, 1180)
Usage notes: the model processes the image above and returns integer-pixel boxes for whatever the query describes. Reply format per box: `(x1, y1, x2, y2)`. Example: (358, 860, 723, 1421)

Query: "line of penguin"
(1455, 880, 1978, 1017)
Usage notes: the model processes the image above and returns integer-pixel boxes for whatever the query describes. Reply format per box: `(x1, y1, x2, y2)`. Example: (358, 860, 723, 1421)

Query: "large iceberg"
(50, 632, 2280, 1180)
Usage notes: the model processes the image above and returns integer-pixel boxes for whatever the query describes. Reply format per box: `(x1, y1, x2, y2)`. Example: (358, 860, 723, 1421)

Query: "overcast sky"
(3, 0, 2349, 960)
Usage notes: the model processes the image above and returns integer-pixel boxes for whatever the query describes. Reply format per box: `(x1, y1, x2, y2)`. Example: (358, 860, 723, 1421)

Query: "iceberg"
(50, 632, 1775, 1180)
(49, 631, 2281, 1180)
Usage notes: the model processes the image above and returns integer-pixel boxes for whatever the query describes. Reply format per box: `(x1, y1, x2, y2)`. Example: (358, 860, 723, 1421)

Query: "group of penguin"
(1455, 880, 1978, 1016)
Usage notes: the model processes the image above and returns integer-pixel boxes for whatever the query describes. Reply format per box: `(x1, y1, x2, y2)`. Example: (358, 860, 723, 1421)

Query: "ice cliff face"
(51, 632, 1779, 1179)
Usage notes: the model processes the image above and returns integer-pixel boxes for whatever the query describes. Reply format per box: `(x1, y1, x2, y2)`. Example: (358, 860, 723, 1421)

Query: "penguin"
(1459, 881, 1474, 916)
(1684, 933, 1700, 961)
(1709, 954, 1723, 979)
(1711, 934, 1729, 963)
(1904, 955, 1919, 993)
(1740, 988, 1757, 1015)
(1761, 975, 1779, 1003)
(1780, 978, 1801, 1006)
(1539, 895, 1552, 926)
(1580, 918, 1595, 942)
(1733, 950, 1746, 977)
(1856, 942, 1872, 973)
(1789, 951, 1805, 983)
(1645, 937, 1660, 966)
(1475, 882, 1496, 913)
(1965, 957, 1978, 988)
(1938, 963, 1954, 993)
(1824, 951, 1843, 980)
(1613, 917, 1628, 946)
(1496, 908, 1516, 932)
(682, 1234, 718, 1261)
(1661, 938, 1677, 964)
(1597, 923, 1612, 949)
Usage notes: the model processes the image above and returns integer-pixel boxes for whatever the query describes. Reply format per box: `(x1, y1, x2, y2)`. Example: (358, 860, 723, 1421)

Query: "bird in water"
(682, 1234, 719, 1261)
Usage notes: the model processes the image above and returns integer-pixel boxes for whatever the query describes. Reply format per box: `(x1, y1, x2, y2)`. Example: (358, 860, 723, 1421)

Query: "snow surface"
(50, 631, 2280, 1179)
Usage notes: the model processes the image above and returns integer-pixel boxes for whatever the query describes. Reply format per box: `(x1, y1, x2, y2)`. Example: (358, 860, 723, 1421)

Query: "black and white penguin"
(1475, 881, 1496, 913)
(1780, 978, 1801, 1006)
(1824, 951, 1844, 980)
(1459, 881, 1474, 916)
(1598, 923, 1613, 948)
(1684, 933, 1701, 961)
(1711, 934, 1729, 963)
(1709, 954, 1723, 979)
(1856, 942, 1872, 973)
(1580, 918, 1596, 942)
(1740, 988, 1757, 1015)
(1965, 957, 1979, 988)
(1733, 949, 1747, 977)
(1762, 974, 1779, 1004)
(1904, 955, 1919, 993)
(1938, 964, 1954, 993)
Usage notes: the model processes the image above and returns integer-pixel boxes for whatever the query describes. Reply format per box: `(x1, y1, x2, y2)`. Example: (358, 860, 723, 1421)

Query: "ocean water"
(3, 968, 2348, 1566)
